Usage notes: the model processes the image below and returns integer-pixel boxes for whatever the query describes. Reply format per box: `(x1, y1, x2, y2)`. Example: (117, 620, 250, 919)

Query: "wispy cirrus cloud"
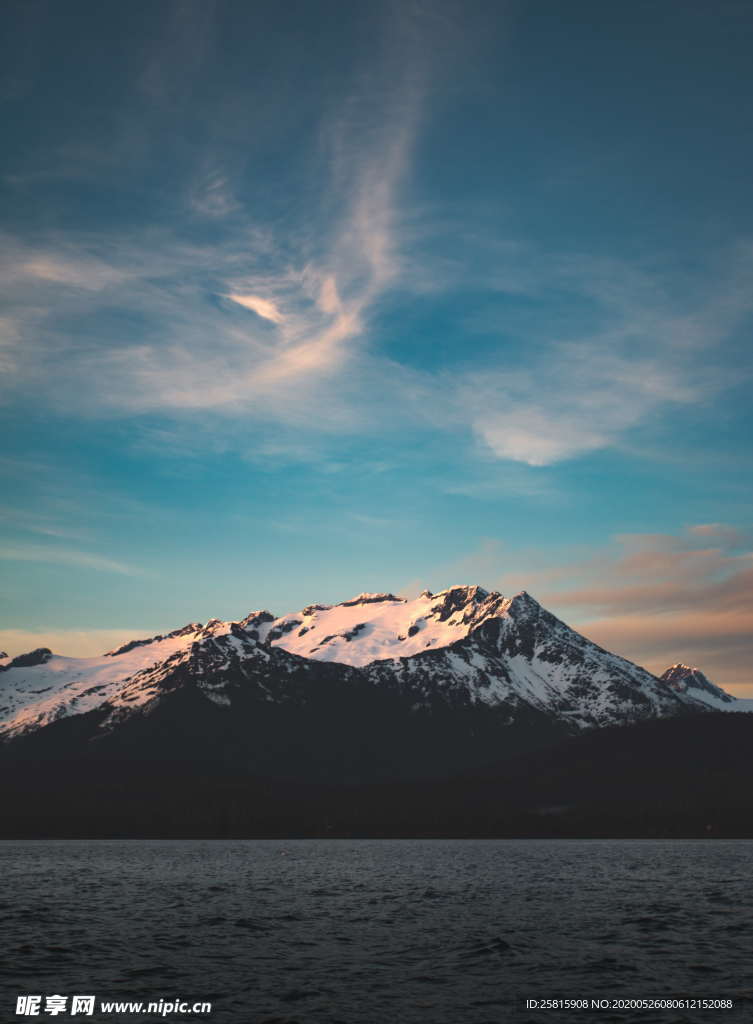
(18, 254, 126, 291)
(3, 223, 752, 474)
(455, 245, 753, 466)
(0, 503, 92, 544)
(2, 4, 752, 476)
(0, 543, 144, 577)
(0, 12, 426, 432)
(188, 170, 241, 219)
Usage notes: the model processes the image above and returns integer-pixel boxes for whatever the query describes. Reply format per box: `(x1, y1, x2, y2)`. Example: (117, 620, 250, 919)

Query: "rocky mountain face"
(0, 586, 745, 784)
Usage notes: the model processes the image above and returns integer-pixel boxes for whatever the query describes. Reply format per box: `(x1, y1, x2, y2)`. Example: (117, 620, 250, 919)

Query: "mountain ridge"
(1, 585, 747, 747)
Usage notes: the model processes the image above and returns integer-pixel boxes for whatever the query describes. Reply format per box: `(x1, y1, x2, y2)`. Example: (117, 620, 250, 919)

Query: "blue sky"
(1, 1, 752, 691)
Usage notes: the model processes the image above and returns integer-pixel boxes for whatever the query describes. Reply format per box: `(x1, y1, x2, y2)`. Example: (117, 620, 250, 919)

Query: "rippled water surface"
(2, 840, 753, 1023)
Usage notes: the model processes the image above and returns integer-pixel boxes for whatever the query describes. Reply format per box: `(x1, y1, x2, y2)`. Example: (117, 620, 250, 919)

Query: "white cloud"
(474, 408, 606, 466)
(225, 293, 284, 323)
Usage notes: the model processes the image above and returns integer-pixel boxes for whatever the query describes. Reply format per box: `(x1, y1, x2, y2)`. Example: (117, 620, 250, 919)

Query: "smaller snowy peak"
(660, 664, 736, 707)
(0, 648, 53, 672)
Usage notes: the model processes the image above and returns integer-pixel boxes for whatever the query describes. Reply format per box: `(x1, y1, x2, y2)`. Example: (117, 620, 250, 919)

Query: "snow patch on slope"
(267, 586, 504, 666)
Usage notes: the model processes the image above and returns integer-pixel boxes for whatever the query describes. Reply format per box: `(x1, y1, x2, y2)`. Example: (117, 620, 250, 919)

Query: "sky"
(1, 0, 752, 693)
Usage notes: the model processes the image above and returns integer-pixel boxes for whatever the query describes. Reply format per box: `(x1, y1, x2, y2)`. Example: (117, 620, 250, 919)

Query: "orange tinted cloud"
(579, 610, 753, 697)
(515, 524, 753, 696)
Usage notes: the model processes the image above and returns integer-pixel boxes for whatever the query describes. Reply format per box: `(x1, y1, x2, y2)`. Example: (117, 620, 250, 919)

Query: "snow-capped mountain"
(359, 591, 694, 729)
(0, 586, 744, 748)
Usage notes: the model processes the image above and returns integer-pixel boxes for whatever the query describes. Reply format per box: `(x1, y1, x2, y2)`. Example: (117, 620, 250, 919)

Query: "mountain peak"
(660, 663, 735, 706)
(662, 663, 709, 683)
(338, 593, 405, 607)
(434, 584, 489, 600)
(506, 590, 541, 613)
(0, 648, 53, 672)
(240, 610, 275, 625)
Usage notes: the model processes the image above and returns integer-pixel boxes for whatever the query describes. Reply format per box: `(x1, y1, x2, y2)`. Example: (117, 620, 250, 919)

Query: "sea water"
(2, 839, 752, 1023)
